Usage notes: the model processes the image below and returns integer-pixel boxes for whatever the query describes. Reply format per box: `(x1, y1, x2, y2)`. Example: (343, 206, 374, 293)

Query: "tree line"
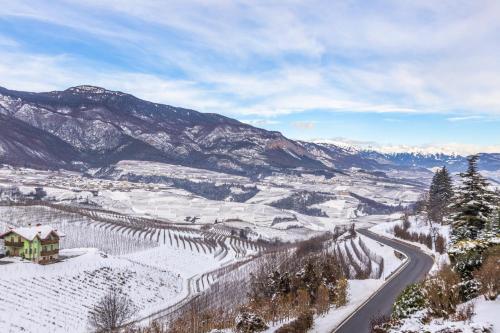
(374, 155, 499, 332)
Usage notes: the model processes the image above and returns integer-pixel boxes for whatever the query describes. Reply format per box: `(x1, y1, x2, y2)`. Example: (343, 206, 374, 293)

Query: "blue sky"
(0, 1, 499, 153)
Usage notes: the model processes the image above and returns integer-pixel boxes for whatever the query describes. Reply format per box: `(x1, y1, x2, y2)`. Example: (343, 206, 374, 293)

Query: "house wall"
(23, 239, 41, 261)
(4, 234, 24, 256)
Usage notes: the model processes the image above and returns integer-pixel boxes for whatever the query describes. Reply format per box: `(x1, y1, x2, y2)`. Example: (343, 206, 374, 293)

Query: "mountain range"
(0, 85, 498, 176)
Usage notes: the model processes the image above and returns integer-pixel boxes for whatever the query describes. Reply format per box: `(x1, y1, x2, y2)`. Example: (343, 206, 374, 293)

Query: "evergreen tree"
(428, 166, 454, 224)
(488, 206, 500, 235)
(451, 155, 496, 241)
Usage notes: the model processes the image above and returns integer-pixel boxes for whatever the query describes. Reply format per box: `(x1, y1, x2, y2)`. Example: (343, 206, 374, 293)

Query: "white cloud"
(447, 115, 485, 122)
(1, 0, 500, 118)
(0, 51, 230, 112)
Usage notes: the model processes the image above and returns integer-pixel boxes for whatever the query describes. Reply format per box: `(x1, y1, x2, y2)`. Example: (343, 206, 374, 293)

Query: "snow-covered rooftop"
(2, 225, 65, 241)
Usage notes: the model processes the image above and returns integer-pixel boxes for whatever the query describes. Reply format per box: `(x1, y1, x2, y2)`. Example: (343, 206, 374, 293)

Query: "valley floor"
(0, 161, 433, 332)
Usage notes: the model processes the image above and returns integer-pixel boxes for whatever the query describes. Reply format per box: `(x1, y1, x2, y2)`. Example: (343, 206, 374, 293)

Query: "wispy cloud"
(447, 115, 485, 122)
(292, 121, 316, 129)
(240, 119, 280, 126)
(1, 0, 500, 122)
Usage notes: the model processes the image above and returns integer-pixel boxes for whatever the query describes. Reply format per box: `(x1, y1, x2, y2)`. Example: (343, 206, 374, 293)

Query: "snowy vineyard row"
(0, 202, 267, 259)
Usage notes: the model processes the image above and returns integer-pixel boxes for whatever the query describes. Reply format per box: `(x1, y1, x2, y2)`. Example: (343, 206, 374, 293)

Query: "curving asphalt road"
(333, 229, 434, 333)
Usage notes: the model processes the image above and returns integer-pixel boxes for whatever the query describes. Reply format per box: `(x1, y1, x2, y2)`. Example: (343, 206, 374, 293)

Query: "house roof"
(0, 225, 65, 241)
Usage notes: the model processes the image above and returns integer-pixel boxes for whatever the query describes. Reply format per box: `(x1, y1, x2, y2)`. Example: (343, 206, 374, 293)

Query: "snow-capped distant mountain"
(312, 139, 500, 172)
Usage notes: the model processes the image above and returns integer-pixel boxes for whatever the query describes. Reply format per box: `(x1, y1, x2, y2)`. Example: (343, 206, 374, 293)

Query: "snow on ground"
(313, 196, 360, 221)
(369, 215, 451, 271)
(311, 279, 383, 332)
(0, 163, 425, 240)
(310, 233, 405, 332)
(357, 233, 405, 279)
(99, 160, 250, 184)
(391, 297, 500, 333)
(0, 248, 184, 333)
(0, 206, 159, 255)
(122, 245, 227, 278)
(0, 205, 237, 333)
(263, 172, 423, 208)
(245, 185, 293, 205)
(473, 297, 500, 332)
(43, 187, 94, 202)
(481, 170, 500, 187)
(353, 213, 404, 229)
(91, 188, 346, 233)
(0, 163, 429, 333)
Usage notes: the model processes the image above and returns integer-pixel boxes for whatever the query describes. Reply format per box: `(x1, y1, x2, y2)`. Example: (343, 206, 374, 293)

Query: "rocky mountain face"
(297, 141, 395, 171)
(0, 85, 497, 176)
(0, 85, 327, 175)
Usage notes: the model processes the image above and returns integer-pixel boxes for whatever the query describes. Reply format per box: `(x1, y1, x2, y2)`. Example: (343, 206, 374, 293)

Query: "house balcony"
(4, 241, 23, 247)
(41, 239, 59, 245)
(41, 249, 59, 256)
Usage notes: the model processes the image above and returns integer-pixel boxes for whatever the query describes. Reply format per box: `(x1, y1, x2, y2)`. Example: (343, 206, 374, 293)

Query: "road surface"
(333, 229, 434, 333)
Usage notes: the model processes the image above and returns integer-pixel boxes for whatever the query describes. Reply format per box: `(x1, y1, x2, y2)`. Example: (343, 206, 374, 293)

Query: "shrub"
(424, 265, 461, 318)
(393, 225, 433, 250)
(315, 283, 330, 315)
(370, 314, 392, 333)
(275, 311, 314, 333)
(448, 240, 493, 280)
(235, 310, 268, 333)
(334, 278, 348, 307)
(295, 288, 311, 313)
(435, 235, 447, 254)
(474, 253, 499, 300)
(458, 279, 481, 302)
(392, 283, 426, 319)
(295, 238, 324, 258)
(402, 213, 411, 230)
(453, 302, 475, 322)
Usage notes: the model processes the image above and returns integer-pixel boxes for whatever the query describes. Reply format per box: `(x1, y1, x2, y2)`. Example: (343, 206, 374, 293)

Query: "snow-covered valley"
(0, 159, 497, 333)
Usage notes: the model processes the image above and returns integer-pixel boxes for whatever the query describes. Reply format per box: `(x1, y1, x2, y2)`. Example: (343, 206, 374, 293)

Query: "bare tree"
(88, 286, 136, 332)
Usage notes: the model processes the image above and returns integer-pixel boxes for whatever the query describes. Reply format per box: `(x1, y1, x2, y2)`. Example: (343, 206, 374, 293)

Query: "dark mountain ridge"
(1, 85, 497, 176)
(0, 85, 328, 175)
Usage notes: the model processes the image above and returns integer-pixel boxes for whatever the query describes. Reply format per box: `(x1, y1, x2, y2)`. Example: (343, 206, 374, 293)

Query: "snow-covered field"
(0, 248, 184, 333)
(0, 162, 428, 332)
(94, 160, 250, 184)
(0, 162, 425, 241)
(0, 205, 260, 332)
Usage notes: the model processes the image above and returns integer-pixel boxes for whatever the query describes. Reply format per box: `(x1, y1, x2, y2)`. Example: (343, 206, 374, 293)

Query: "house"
(0, 224, 65, 264)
